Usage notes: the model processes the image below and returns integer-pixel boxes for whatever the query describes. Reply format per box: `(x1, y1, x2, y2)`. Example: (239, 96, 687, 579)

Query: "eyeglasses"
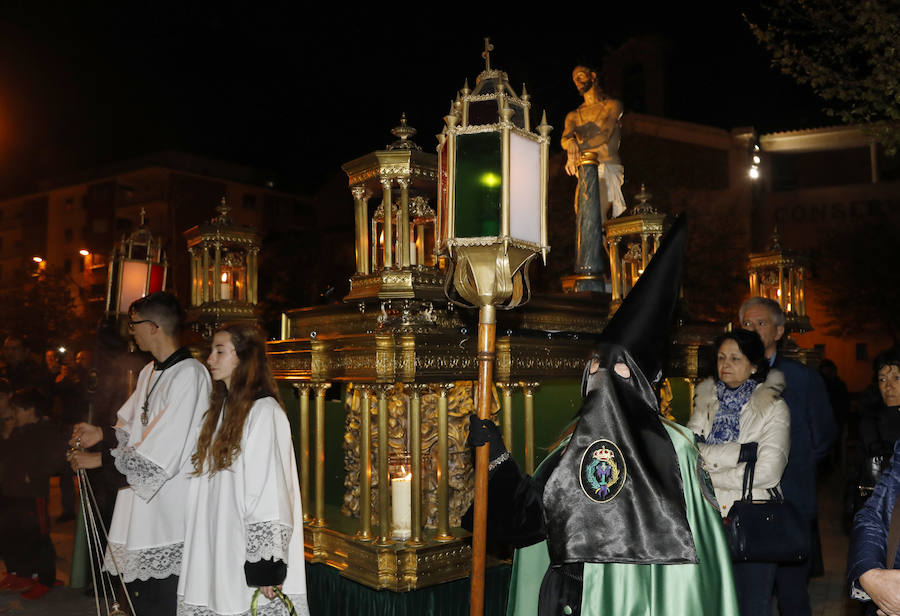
(128, 319, 157, 329)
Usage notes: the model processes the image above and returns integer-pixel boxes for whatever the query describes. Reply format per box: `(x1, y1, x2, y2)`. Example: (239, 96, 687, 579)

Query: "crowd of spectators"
(0, 332, 124, 599)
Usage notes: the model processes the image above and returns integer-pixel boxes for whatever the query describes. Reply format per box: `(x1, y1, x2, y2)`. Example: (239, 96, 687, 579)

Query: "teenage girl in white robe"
(177, 323, 309, 616)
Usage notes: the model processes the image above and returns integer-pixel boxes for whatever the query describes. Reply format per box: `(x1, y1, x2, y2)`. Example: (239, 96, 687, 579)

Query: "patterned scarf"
(706, 379, 759, 444)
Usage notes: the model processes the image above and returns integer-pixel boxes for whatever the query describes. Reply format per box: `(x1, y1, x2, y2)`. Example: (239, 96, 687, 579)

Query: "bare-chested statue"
(561, 66, 626, 280)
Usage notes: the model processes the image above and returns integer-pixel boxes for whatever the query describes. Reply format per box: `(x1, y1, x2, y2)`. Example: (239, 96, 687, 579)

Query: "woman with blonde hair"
(178, 323, 308, 615)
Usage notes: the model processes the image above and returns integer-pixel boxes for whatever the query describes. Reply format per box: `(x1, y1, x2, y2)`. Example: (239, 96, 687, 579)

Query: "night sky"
(0, 2, 829, 197)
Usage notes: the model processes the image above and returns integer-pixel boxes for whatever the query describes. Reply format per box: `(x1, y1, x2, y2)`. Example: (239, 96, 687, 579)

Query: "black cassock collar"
(153, 347, 193, 371)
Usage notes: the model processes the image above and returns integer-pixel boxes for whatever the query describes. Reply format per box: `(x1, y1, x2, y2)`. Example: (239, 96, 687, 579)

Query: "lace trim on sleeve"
(111, 438, 168, 501)
(114, 426, 130, 447)
(104, 541, 182, 583)
(246, 521, 292, 564)
(850, 581, 872, 602)
(177, 593, 309, 616)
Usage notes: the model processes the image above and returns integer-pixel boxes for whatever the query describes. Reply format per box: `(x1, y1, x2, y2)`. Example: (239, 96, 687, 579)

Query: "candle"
(220, 271, 232, 300)
(391, 471, 412, 541)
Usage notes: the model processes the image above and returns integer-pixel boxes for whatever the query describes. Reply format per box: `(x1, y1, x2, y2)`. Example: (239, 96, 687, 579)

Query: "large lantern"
(435, 39, 550, 616)
(436, 47, 550, 309)
(105, 208, 167, 318)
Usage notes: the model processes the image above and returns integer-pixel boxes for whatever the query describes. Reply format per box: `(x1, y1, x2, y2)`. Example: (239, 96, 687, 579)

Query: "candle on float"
(391, 471, 412, 541)
(220, 271, 232, 300)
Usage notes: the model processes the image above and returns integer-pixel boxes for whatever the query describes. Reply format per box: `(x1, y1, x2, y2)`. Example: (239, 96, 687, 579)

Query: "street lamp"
(436, 39, 550, 616)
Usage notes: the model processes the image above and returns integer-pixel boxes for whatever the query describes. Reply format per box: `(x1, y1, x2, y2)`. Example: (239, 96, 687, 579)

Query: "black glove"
(738, 441, 758, 464)
(466, 414, 507, 462)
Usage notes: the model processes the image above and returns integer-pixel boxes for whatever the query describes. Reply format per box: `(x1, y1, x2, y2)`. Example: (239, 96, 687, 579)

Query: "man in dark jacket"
(740, 297, 837, 616)
(848, 439, 900, 614)
(0, 389, 66, 599)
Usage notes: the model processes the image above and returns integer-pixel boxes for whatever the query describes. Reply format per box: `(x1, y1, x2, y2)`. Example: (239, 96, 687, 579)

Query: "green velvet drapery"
(306, 562, 511, 616)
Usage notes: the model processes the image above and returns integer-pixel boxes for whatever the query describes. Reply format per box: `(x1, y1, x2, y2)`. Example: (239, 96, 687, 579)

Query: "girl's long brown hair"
(192, 323, 284, 475)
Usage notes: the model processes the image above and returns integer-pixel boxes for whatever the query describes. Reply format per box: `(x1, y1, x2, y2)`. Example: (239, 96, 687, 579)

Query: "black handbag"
(724, 455, 810, 563)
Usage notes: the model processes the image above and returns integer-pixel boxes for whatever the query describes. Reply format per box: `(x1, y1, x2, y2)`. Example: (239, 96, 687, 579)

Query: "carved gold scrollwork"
(341, 382, 478, 530)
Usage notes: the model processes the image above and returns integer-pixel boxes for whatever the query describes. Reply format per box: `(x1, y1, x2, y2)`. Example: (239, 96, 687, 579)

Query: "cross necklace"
(141, 366, 169, 426)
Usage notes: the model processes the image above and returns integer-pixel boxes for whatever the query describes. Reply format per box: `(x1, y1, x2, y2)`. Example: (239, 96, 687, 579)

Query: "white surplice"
(178, 396, 309, 616)
(104, 356, 212, 582)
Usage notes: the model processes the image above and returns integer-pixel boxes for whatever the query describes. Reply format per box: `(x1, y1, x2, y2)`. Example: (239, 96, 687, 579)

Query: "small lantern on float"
(105, 208, 167, 318)
(748, 228, 811, 334)
(604, 184, 668, 310)
(183, 197, 261, 337)
(342, 115, 443, 302)
(435, 38, 550, 616)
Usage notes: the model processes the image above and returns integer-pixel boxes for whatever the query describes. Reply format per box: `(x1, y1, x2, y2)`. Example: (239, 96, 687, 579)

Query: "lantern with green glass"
(436, 61, 550, 308)
(434, 41, 550, 616)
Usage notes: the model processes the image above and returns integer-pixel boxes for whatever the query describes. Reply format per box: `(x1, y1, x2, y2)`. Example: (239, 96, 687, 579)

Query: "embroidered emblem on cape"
(579, 439, 626, 502)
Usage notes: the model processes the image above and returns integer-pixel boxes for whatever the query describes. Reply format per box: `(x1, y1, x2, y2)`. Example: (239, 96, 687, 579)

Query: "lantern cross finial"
(482, 38, 493, 72)
(139, 207, 147, 228)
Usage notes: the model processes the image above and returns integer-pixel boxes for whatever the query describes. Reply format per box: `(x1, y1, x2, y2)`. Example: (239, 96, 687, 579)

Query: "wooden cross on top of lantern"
(435, 39, 551, 309)
(183, 197, 262, 336)
(105, 207, 167, 319)
(748, 228, 811, 334)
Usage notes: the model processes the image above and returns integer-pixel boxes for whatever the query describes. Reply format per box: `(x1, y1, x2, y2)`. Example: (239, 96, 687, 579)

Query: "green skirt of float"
(506, 420, 739, 616)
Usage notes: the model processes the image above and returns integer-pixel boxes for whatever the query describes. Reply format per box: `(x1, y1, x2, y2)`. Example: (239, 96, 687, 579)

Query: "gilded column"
(609, 239, 621, 302)
(407, 384, 426, 545)
(201, 246, 210, 303)
(213, 242, 222, 302)
(381, 178, 393, 269)
(641, 233, 650, 270)
(434, 383, 454, 541)
(313, 383, 331, 527)
(352, 186, 370, 275)
(521, 382, 540, 475)
(249, 247, 259, 304)
(188, 247, 197, 306)
(398, 178, 410, 268)
(496, 382, 518, 453)
(415, 223, 426, 265)
(778, 266, 784, 311)
(375, 385, 392, 545)
(294, 384, 312, 522)
(356, 385, 373, 541)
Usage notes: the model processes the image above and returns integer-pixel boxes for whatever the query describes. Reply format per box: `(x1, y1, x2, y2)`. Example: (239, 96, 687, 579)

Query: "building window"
(63, 258, 72, 273)
(243, 194, 257, 210)
(65, 198, 75, 212)
(65, 228, 74, 242)
(857, 343, 868, 361)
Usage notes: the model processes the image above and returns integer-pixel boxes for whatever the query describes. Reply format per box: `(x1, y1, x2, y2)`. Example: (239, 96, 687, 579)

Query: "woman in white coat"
(178, 323, 309, 616)
(687, 329, 790, 616)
